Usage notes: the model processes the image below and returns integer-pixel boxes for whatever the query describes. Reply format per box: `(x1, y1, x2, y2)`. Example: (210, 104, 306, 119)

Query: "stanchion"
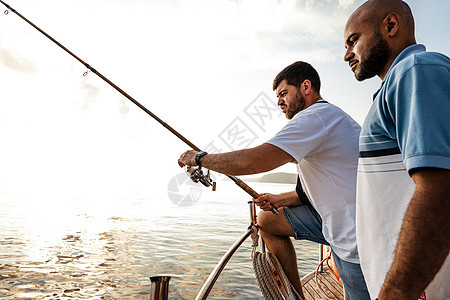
(150, 276, 171, 300)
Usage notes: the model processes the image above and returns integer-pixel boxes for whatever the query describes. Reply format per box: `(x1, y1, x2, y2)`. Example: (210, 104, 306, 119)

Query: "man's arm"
(378, 168, 450, 299)
(178, 143, 294, 176)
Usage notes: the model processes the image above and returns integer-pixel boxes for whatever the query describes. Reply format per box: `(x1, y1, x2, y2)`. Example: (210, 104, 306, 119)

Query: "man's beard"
(355, 34, 390, 81)
(286, 90, 306, 119)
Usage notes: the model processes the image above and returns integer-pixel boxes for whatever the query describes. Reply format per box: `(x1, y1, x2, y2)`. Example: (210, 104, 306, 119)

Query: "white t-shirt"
(267, 101, 361, 263)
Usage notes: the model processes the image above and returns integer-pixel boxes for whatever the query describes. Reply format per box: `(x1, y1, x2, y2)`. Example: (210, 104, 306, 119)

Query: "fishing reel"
(185, 166, 216, 191)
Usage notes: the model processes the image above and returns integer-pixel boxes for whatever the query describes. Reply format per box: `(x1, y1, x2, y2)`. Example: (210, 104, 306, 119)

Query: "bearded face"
(355, 32, 391, 81)
(286, 89, 306, 119)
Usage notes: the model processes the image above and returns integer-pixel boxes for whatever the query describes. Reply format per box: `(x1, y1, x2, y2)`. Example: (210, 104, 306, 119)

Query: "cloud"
(0, 47, 36, 73)
(77, 82, 99, 110)
(119, 98, 130, 116)
(58, 0, 361, 80)
(198, 0, 357, 70)
(338, 0, 357, 8)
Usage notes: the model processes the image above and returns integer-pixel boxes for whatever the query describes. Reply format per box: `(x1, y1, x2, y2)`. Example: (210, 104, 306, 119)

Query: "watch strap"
(195, 151, 208, 167)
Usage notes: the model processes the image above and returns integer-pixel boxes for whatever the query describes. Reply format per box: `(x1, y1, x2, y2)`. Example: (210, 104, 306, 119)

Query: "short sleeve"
(386, 59, 450, 172)
(266, 110, 326, 164)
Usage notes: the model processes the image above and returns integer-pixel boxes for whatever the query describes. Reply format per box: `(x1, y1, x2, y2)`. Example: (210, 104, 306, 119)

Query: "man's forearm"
(201, 150, 257, 175)
(254, 190, 301, 211)
(276, 190, 303, 207)
(178, 143, 294, 176)
(379, 169, 450, 299)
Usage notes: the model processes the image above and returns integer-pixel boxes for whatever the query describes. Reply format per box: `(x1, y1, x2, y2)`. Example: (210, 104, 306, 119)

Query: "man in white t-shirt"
(178, 61, 369, 299)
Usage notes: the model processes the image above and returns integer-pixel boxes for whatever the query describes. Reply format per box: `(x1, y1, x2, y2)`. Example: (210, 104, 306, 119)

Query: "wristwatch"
(195, 151, 208, 167)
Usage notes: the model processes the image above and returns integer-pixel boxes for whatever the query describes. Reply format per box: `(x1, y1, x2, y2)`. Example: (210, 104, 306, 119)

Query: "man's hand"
(178, 150, 197, 168)
(254, 193, 280, 211)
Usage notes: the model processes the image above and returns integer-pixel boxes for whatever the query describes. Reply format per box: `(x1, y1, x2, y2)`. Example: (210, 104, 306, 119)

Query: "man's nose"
(344, 47, 353, 62)
(277, 98, 284, 106)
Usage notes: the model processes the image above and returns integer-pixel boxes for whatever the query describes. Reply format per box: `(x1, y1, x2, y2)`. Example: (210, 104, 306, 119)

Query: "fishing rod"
(1, 0, 279, 215)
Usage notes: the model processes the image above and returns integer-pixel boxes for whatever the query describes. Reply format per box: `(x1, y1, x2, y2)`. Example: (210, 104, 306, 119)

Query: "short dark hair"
(273, 61, 321, 93)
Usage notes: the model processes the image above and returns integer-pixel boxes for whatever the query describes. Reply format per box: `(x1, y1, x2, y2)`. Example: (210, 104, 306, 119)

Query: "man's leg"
(331, 250, 370, 300)
(257, 209, 304, 298)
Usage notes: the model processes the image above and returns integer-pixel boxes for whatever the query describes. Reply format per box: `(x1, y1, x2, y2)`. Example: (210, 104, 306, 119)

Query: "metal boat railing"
(195, 228, 254, 300)
(195, 201, 258, 299)
(150, 276, 171, 300)
(150, 201, 258, 300)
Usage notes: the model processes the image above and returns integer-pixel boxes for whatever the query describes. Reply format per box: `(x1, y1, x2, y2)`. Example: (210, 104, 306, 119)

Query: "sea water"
(0, 180, 319, 299)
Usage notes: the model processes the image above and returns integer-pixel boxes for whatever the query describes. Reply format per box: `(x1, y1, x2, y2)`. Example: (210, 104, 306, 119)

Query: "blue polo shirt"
(356, 44, 450, 299)
(359, 44, 450, 172)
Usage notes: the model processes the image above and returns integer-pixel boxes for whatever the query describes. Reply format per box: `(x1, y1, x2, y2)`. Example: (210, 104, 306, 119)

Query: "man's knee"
(257, 209, 294, 237)
(257, 210, 275, 232)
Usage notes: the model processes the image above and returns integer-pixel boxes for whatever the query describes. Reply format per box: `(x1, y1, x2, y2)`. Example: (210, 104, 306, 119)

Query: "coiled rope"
(251, 229, 302, 300)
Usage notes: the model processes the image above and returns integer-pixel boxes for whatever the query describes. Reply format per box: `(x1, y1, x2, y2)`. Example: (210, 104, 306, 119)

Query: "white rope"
(252, 233, 302, 300)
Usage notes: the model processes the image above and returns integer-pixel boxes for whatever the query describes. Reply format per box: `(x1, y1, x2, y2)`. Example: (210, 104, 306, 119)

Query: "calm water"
(0, 179, 319, 299)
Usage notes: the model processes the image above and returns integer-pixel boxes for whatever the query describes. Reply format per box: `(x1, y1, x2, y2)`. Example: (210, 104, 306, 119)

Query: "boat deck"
(301, 267, 344, 300)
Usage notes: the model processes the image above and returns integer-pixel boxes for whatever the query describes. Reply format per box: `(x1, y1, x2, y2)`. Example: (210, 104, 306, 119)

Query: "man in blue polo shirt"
(344, 0, 450, 299)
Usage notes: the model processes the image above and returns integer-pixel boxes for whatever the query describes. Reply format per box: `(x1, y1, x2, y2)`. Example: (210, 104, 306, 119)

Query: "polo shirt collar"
(372, 44, 426, 101)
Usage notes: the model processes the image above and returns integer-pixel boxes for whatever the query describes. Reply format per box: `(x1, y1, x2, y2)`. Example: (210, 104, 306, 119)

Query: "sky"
(0, 0, 449, 200)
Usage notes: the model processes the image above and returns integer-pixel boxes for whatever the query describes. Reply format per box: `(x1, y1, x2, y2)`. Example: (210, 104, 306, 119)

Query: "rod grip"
(233, 178, 279, 215)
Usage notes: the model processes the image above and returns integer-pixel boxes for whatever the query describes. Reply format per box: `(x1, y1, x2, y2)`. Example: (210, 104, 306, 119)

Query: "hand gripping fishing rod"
(1, 0, 279, 215)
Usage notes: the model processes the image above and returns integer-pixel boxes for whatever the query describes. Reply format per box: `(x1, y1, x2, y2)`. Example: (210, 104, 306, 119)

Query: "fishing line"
(1, 0, 279, 215)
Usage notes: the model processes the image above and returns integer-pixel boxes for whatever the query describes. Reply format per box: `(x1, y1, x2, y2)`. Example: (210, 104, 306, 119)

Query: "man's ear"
(384, 12, 400, 37)
(301, 79, 312, 95)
